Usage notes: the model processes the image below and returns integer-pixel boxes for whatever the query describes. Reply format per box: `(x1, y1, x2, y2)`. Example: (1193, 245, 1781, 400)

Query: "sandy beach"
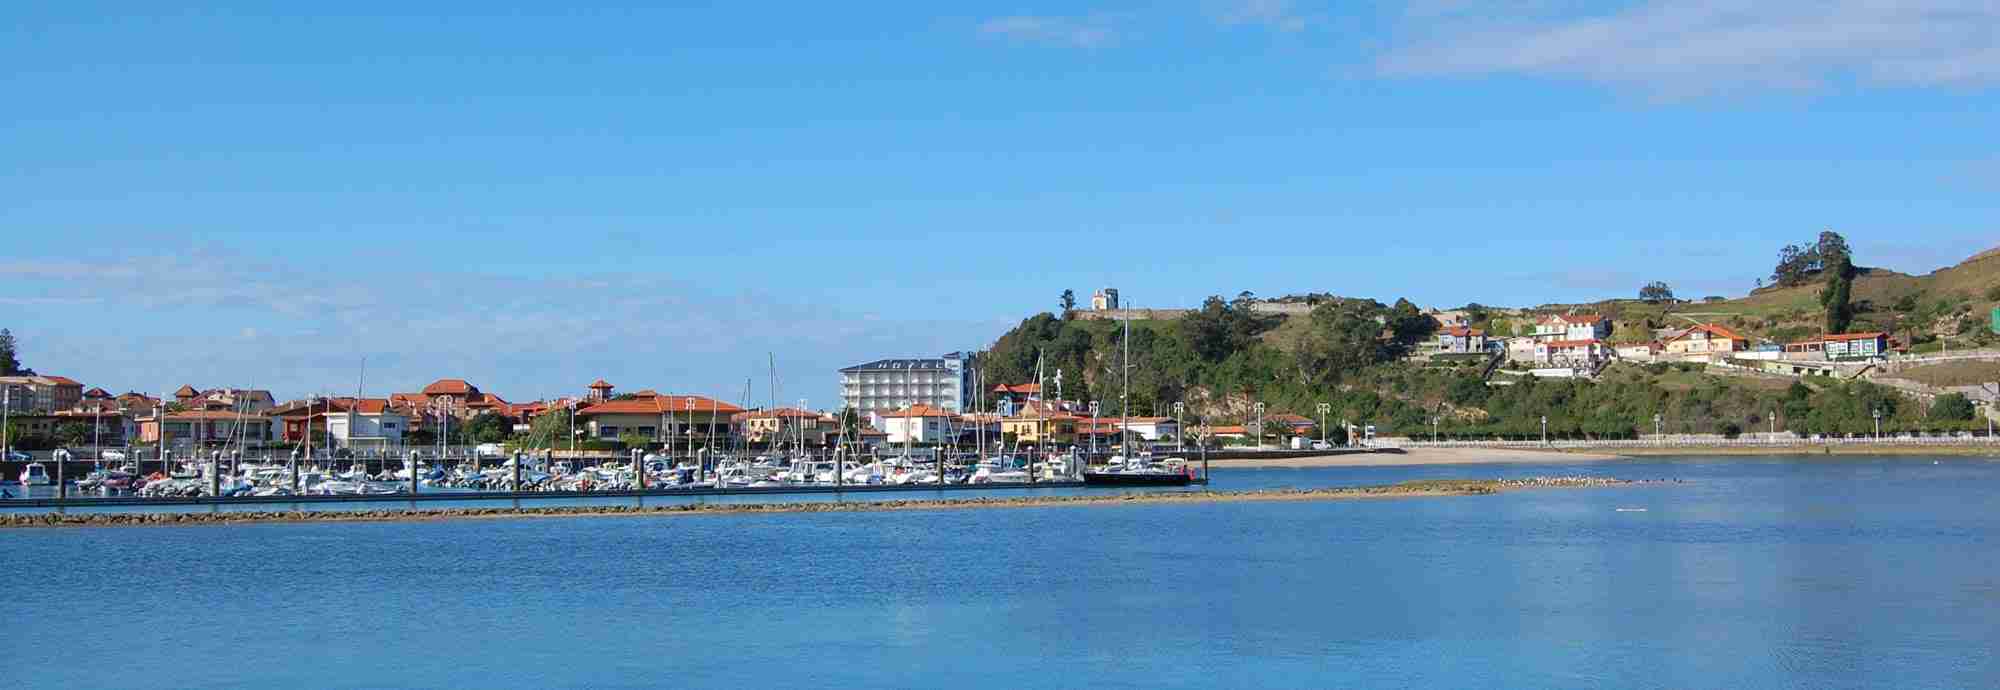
(1201, 447, 1622, 469)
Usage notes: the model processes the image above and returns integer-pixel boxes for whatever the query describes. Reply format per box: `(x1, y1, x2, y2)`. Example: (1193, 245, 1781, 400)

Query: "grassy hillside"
(1522, 246, 2000, 347)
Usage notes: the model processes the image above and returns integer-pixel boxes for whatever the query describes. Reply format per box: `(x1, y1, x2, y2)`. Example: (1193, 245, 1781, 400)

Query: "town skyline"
(6, 2, 1997, 405)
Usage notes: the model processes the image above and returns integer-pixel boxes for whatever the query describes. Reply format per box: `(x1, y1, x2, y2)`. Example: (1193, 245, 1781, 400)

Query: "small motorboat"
(17, 462, 52, 487)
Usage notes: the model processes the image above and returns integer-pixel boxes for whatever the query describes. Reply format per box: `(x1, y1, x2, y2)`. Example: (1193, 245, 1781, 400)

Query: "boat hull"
(1082, 472, 1191, 487)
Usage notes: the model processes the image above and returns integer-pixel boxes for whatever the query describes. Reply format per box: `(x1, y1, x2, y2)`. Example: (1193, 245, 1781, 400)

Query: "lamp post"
(1253, 402, 1266, 450)
(1172, 402, 1185, 453)
(1432, 416, 1440, 443)
(1316, 403, 1330, 446)
(1653, 413, 1663, 440)
(93, 405, 103, 469)
(1541, 415, 1549, 445)
(1088, 401, 1100, 456)
(1873, 408, 1882, 440)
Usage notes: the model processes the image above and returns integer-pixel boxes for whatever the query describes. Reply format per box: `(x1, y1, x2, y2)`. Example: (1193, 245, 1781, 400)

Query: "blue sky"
(3, 1, 1996, 405)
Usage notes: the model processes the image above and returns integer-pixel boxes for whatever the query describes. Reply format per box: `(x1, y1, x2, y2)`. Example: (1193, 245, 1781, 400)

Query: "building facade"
(1784, 332, 1890, 360)
(1436, 327, 1488, 354)
(1533, 314, 1610, 342)
(1663, 324, 1750, 360)
(324, 399, 410, 448)
(839, 354, 970, 415)
(0, 375, 84, 414)
(573, 391, 744, 443)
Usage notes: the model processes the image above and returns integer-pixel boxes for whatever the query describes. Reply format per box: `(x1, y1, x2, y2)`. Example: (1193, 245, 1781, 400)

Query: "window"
(599, 425, 620, 439)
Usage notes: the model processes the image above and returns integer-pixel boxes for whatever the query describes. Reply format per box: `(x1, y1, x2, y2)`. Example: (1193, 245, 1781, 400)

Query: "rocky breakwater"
(1, 477, 1655, 528)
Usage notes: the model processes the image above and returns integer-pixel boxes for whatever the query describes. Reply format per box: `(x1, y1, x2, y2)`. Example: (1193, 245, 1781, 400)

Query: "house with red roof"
(0, 374, 85, 413)
(741, 407, 830, 445)
(1436, 326, 1488, 354)
(876, 404, 960, 444)
(1533, 313, 1610, 342)
(1534, 338, 1609, 366)
(1663, 324, 1750, 360)
(572, 390, 744, 444)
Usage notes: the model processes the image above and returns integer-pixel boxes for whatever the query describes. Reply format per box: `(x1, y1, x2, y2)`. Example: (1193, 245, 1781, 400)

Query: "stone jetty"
(0, 477, 1648, 529)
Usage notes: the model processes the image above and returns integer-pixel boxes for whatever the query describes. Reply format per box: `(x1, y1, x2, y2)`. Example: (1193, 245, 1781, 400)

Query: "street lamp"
(1432, 416, 1440, 443)
(1316, 402, 1330, 445)
(1653, 413, 1663, 439)
(1541, 415, 1549, 445)
(1873, 408, 1882, 440)
(1089, 401, 1101, 456)
(1172, 402, 1185, 452)
(1252, 402, 1266, 450)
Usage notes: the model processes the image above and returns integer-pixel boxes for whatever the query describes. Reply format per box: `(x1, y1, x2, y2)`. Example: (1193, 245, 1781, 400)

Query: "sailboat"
(1084, 297, 1192, 487)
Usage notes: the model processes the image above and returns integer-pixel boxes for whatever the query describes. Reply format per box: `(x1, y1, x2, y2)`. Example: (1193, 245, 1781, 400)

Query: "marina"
(10, 455, 1999, 688)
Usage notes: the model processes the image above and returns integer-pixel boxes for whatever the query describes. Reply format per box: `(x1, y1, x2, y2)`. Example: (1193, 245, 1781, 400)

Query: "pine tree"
(0, 328, 19, 376)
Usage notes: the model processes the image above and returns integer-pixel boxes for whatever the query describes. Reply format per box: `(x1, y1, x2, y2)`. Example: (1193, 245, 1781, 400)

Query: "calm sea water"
(8, 456, 1999, 689)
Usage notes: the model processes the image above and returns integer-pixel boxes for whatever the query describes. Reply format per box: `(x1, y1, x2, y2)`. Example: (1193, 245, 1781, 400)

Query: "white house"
(1505, 337, 1540, 363)
(1533, 314, 1610, 342)
(1436, 326, 1488, 354)
(324, 399, 410, 449)
(875, 405, 956, 445)
(1535, 339, 1609, 366)
(1615, 341, 1663, 362)
(1118, 417, 1182, 441)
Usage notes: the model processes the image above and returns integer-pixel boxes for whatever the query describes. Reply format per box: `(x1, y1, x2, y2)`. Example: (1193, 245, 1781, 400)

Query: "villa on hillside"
(1615, 341, 1664, 363)
(1533, 314, 1610, 342)
(1784, 332, 1891, 361)
(1663, 324, 1751, 361)
(1436, 326, 1488, 354)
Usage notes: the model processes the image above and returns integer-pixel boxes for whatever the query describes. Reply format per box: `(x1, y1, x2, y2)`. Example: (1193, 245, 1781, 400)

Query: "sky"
(3, 1, 1996, 406)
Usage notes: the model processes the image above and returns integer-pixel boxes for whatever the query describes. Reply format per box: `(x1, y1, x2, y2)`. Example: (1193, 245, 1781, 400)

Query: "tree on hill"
(0, 328, 20, 376)
(1821, 250, 1857, 333)
(1060, 289, 1076, 315)
(1929, 393, 1975, 422)
(1638, 281, 1675, 303)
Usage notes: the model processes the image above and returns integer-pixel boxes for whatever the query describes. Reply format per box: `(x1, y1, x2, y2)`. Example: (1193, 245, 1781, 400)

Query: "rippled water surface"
(8, 455, 2000, 689)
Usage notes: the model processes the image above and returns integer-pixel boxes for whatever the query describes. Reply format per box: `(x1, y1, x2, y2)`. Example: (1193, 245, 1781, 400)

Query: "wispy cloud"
(3, 250, 993, 405)
(977, 14, 1124, 47)
(1376, 1, 2000, 96)
(1217, 0, 1311, 32)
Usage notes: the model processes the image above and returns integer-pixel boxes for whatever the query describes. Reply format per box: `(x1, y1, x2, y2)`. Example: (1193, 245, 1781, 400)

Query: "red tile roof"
(83, 387, 111, 398)
(1208, 425, 1248, 435)
(880, 404, 954, 418)
(1444, 326, 1485, 337)
(421, 378, 479, 396)
(575, 393, 745, 416)
(163, 410, 268, 421)
(45, 375, 82, 386)
(993, 383, 1041, 395)
(174, 385, 201, 397)
(1668, 323, 1748, 343)
(589, 379, 614, 389)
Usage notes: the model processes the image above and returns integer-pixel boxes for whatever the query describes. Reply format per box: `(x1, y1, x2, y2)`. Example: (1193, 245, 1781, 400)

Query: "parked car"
(5, 450, 30, 462)
(1311, 441, 1333, 450)
(474, 443, 506, 457)
(99, 449, 126, 462)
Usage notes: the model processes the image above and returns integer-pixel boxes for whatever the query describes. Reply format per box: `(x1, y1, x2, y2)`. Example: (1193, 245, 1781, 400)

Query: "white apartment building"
(324, 400, 410, 449)
(839, 353, 970, 415)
